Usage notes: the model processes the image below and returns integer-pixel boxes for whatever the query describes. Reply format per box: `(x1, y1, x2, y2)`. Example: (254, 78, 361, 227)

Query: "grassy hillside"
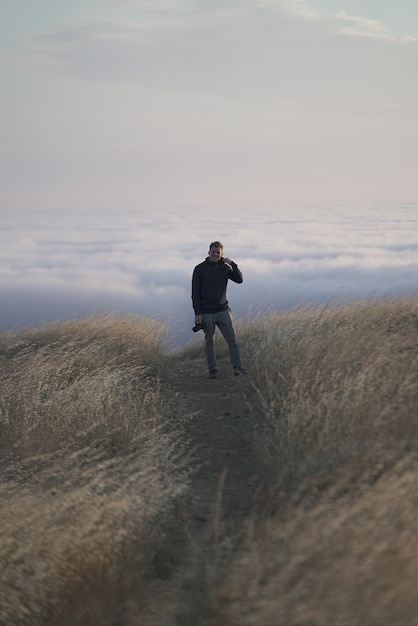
(0, 315, 190, 625)
(207, 296, 418, 625)
(1, 297, 417, 625)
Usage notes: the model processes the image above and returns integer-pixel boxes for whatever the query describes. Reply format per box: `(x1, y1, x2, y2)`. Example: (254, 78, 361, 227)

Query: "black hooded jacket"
(192, 257, 243, 316)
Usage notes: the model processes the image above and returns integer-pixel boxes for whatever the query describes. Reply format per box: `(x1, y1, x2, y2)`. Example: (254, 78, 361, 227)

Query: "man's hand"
(195, 314, 203, 325)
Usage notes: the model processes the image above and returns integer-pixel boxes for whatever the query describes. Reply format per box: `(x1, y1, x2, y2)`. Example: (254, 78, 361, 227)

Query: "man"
(192, 241, 246, 379)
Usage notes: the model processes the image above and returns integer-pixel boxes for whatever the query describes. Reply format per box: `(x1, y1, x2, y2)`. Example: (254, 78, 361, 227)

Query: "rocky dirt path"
(157, 355, 260, 624)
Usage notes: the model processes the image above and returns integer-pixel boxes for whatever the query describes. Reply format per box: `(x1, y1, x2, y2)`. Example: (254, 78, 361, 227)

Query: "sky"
(1, 1, 417, 345)
(1, 0, 418, 210)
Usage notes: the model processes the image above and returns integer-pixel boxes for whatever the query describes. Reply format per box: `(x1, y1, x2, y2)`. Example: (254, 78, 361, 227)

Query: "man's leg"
(202, 313, 217, 372)
(216, 308, 242, 369)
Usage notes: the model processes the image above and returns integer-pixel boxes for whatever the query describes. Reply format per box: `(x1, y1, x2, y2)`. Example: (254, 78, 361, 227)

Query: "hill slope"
(1, 298, 418, 625)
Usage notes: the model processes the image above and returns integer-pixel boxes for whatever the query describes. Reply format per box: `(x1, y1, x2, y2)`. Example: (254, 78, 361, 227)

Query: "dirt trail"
(173, 356, 257, 517)
(159, 355, 259, 623)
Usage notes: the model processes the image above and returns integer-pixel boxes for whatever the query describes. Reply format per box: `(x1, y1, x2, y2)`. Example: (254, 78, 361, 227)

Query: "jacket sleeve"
(228, 261, 243, 284)
(191, 266, 202, 315)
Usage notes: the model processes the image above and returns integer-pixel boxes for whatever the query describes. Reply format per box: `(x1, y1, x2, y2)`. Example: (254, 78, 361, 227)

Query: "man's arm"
(191, 266, 202, 317)
(223, 258, 243, 284)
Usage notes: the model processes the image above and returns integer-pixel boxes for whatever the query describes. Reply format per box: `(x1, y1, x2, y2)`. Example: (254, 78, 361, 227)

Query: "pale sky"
(1, 0, 417, 211)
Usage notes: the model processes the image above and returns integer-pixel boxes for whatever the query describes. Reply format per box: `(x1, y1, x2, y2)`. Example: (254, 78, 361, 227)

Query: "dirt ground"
(157, 354, 260, 624)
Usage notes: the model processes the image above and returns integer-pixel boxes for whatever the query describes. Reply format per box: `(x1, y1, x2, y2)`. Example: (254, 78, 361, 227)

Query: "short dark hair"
(209, 241, 223, 250)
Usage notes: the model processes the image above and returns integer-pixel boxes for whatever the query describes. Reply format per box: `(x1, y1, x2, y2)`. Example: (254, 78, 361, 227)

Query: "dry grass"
(0, 314, 171, 458)
(1, 298, 418, 625)
(240, 296, 418, 482)
(204, 295, 418, 626)
(0, 314, 190, 625)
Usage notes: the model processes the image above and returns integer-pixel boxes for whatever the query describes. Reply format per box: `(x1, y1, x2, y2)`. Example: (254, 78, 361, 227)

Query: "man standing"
(192, 241, 246, 379)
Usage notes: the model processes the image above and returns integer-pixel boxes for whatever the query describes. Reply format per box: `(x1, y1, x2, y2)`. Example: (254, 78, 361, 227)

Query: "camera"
(192, 323, 205, 332)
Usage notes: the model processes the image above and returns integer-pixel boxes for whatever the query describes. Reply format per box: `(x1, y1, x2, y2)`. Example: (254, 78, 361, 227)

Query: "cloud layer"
(1, 205, 417, 346)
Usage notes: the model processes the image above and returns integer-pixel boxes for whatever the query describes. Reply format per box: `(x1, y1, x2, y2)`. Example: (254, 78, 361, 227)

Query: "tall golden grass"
(1, 297, 418, 625)
(240, 296, 418, 481)
(205, 295, 418, 626)
(0, 315, 190, 625)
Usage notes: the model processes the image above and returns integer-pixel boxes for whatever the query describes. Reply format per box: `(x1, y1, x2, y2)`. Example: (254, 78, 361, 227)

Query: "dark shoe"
(209, 369, 218, 379)
(233, 367, 247, 377)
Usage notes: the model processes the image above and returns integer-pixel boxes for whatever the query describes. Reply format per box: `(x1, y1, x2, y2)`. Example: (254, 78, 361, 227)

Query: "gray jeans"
(202, 308, 242, 371)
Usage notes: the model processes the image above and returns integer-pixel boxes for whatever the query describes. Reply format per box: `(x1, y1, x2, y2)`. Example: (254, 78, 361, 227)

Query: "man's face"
(208, 246, 223, 263)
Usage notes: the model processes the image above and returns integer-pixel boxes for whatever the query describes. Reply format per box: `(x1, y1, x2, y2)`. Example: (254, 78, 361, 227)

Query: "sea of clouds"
(1, 204, 417, 347)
